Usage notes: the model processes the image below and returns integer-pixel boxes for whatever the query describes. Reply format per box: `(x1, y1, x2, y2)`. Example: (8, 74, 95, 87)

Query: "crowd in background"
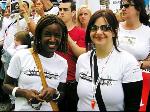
(0, 0, 149, 111)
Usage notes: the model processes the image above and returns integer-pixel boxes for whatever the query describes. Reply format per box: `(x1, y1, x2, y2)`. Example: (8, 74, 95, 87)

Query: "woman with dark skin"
(2, 14, 68, 111)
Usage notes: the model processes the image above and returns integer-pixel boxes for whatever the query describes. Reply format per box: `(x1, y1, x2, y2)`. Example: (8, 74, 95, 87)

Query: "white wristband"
(12, 87, 20, 97)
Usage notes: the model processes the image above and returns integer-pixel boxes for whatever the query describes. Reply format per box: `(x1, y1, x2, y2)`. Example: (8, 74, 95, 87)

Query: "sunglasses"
(120, 4, 135, 9)
(90, 25, 111, 32)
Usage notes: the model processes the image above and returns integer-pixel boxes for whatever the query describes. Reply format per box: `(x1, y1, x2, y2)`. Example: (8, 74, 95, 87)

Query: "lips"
(96, 37, 104, 41)
(48, 44, 56, 48)
(48, 42, 56, 49)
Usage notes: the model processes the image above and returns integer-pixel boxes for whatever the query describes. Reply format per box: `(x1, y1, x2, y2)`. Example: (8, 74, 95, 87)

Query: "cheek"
(56, 39, 61, 45)
(90, 32, 93, 38)
(87, 15, 91, 20)
(79, 16, 81, 20)
(90, 32, 95, 39)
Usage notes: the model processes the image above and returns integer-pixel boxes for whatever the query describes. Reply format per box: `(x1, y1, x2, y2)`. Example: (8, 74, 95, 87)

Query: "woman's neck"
(39, 51, 54, 58)
(81, 23, 87, 30)
(95, 44, 114, 59)
(67, 21, 75, 31)
(123, 19, 142, 30)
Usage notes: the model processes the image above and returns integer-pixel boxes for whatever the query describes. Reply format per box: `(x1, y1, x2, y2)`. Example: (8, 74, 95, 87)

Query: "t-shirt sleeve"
(7, 53, 21, 79)
(122, 54, 143, 83)
(75, 56, 81, 82)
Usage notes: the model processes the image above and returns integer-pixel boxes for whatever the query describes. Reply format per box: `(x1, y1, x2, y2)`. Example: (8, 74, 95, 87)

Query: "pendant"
(91, 99, 96, 109)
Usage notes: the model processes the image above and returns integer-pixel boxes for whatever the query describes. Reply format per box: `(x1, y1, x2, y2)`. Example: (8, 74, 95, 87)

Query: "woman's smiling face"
(90, 17, 113, 48)
(40, 23, 62, 56)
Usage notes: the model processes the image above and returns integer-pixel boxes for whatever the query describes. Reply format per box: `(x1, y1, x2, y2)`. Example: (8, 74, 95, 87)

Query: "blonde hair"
(76, 5, 92, 28)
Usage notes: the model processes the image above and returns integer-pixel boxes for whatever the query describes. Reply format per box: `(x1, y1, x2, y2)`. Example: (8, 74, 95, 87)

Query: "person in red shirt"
(57, 0, 86, 111)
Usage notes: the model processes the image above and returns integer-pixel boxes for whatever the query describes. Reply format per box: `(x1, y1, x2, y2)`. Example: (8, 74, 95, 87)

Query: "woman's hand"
(23, 89, 44, 103)
(38, 87, 56, 102)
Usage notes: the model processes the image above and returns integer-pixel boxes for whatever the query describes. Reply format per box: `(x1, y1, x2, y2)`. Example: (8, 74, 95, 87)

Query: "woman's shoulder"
(140, 24, 150, 31)
(116, 49, 138, 63)
(13, 49, 31, 58)
(55, 53, 68, 63)
(77, 51, 92, 62)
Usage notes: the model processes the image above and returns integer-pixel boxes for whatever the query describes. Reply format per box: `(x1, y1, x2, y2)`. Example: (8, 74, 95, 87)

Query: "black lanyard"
(90, 50, 107, 111)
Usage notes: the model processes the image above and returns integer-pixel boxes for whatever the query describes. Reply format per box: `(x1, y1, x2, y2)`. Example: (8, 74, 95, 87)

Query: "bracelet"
(52, 91, 60, 101)
(12, 87, 20, 97)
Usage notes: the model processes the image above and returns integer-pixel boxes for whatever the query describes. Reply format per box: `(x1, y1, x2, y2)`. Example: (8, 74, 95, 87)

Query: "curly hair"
(34, 14, 68, 53)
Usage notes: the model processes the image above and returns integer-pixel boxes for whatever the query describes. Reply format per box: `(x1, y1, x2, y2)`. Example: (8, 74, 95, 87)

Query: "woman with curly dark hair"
(2, 14, 68, 111)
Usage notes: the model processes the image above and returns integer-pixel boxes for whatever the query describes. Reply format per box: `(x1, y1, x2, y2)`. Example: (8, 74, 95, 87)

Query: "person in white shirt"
(25, 0, 59, 35)
(1, 0, 31, 80)
(6, 31, 32, 63)
(76, 9, 143, 111)
(2, 31, 32, 109)
(118, 1, 150, 111)
(2, 14, 68, 111)
(118, 0, 150, 69)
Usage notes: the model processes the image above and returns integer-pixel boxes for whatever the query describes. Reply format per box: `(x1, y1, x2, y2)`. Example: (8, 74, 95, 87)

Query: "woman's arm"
(122, 81, 143, 111)
(139, 53, 150, 69)
(2, 75, 41, 102)
(68, 35, 86, 57)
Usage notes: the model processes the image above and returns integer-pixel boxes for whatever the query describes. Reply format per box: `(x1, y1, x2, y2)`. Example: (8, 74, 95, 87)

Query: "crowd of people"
(0, 0, 149, 111)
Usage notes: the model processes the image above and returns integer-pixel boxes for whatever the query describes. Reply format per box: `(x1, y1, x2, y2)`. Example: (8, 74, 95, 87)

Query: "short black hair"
(61, 0, 76, 11)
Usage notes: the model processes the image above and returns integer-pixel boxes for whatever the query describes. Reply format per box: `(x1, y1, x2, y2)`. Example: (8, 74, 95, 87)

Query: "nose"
(96, 27, 104, 34)
(59, 11, 64, 16)
(49, 36, 56, 42)
(81, 14, 85, 18)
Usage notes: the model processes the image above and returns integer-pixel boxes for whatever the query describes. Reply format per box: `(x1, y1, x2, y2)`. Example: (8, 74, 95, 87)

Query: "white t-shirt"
(7, 43, 28, 56)
(0, 17, 12, 46)
(32, 6, 59, 24)
(118, 23, 150, 60)
(44, 6, 59, 15)
(3, 17, 28, 50)
(7, 49, 68, 111)
(76, 49, 142, 111)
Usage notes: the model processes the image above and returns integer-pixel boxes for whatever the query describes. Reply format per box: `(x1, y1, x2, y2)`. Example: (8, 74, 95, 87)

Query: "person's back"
(7, 31, 31, 57)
